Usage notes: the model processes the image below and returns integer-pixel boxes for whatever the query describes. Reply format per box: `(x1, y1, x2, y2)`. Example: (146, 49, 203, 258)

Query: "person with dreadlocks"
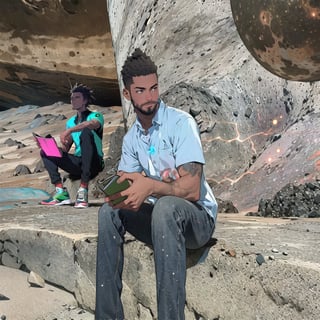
(40, 83, 104, 208)
(95, 49, 217, 319)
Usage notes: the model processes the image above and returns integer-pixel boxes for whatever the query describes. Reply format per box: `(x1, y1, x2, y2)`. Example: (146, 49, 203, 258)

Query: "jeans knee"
(152, 196, 180, 226)
(98, 203, 113, 226)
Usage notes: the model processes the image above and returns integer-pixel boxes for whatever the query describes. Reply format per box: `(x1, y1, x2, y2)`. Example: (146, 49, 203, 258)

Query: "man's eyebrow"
(134, 83, 158, 90)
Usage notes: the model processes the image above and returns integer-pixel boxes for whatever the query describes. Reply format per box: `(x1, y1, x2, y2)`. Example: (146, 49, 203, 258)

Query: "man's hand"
(60, 130, 73, 152)
(105, 172, 153, 212)
(105, 162, 202, 210)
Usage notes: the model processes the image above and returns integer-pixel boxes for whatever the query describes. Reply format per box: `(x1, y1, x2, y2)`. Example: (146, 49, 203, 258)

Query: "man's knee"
(80, 127, 92, 139)
(152, 196, 181, 225)
(98, 203, 113, 226)
(80, 128, 96, 151)
(40, 149, 47, 159)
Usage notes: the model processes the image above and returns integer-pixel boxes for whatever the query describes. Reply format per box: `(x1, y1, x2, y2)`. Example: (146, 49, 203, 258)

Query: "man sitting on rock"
(40, 83, 104, 208)
(95, 49, 217, 319)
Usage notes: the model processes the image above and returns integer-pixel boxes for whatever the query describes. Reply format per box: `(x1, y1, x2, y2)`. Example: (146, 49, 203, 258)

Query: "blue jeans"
(95, 196, 215, 320)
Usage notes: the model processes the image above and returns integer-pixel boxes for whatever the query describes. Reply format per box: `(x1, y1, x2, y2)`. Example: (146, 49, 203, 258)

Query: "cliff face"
(0, 0, 120, 109)
(107, 0, 320, 211)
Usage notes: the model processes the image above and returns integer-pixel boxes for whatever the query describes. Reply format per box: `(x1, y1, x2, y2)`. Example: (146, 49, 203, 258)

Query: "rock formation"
(0, 0, 120, 110)
(107, 0, 320, 211)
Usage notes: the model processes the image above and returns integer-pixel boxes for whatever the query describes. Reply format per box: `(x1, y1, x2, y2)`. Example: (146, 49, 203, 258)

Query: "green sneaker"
(74, 187, 89, 208)
(41, 187, 71, 206)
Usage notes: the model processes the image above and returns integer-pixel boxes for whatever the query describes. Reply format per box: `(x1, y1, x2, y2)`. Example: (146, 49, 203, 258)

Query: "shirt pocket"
(158, 140, 175, 171)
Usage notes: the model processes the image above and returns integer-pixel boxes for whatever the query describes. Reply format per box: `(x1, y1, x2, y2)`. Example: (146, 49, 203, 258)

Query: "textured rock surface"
(0, 205, 319, 319)
(0, 0, 120, 109)
(107, 0, 320, 211)
(257, 181, 320, 218)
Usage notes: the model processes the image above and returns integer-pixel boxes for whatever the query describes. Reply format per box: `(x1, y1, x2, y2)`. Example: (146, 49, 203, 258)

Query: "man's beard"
(132, 100, 159, 116)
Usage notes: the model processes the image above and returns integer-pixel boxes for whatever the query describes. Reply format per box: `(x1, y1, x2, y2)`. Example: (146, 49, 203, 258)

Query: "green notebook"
(98, 175, 130, 205)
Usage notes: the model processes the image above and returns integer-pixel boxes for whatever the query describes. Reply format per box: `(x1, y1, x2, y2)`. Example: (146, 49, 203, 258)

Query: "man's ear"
(123, 88, 131, 101)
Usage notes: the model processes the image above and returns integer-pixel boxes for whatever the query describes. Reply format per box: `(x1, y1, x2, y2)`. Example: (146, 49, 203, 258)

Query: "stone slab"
(0, 203, 319, 319)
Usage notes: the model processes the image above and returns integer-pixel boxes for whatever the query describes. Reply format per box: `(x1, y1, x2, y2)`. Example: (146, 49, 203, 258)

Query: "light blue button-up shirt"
(118, 100, 217, 222)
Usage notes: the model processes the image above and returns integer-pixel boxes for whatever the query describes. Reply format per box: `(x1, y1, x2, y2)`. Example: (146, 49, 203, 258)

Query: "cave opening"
(0, 0, 121, 111)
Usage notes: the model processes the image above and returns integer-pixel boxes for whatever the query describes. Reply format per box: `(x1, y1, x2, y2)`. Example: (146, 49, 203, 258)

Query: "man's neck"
(76, 108, 89, 122)
(138, 115, 153, 131)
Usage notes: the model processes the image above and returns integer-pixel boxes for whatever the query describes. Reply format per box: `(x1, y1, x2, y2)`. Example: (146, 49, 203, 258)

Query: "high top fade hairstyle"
(70, 83, 95, 106)
(121, 48, 158, 90)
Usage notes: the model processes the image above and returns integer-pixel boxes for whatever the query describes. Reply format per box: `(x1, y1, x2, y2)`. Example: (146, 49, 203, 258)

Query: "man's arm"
(60, 119, 101, 150)
(66, 119, 101, 135)
(151, 162, 202, 201)
(110, 162, 202, 212)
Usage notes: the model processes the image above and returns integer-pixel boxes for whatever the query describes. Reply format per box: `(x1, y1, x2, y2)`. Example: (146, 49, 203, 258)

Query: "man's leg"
(41, 129, 102, 185)
(95, 203, 153, 320)
(151, 196, 215, 320)
(95, 203, 125, 320)
(41, 150, 83, 184)
(79, 128, 103, 184)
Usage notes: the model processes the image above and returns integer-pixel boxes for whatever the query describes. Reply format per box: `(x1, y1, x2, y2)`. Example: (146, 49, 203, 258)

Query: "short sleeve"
(118, 135, 143, 172)
(173, 116, 205, 167)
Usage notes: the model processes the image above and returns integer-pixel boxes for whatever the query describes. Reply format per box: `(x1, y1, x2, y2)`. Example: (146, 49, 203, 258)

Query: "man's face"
(124, 73, 159, 116)
(71, 92, 87, 112)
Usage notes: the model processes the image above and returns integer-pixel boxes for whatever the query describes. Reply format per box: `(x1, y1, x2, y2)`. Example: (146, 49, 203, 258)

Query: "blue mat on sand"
(0, 187, 49, 202)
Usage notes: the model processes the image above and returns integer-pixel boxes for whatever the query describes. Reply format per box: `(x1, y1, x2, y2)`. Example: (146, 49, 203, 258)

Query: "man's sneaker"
(74, 187, 89, 208)
(40, 187, 71, 206)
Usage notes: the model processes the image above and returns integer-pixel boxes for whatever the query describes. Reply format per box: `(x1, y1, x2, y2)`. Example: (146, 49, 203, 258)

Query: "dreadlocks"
(121, 48, 158, 89)
(70, 83, 95, 105)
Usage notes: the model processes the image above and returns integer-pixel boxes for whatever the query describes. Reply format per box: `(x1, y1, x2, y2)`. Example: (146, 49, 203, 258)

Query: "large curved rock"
(107, 0, 320, 211)
(0, 0, 120, 109)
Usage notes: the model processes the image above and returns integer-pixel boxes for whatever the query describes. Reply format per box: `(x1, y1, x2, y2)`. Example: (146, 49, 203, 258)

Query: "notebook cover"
(98, 175, 130, 205)
(33, 133, 62, 158)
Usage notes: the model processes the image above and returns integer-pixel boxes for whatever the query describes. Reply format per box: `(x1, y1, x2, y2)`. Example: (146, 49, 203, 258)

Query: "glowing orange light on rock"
(203, 121, 273, 154)
(211, 171, 256, 186)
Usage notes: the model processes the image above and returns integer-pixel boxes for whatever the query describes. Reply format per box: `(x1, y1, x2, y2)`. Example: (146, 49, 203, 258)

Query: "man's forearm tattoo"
(181, 162, 202, 177)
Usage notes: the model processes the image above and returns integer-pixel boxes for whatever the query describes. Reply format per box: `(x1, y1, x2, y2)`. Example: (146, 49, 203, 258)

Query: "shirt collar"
(74, 109, 90, 124)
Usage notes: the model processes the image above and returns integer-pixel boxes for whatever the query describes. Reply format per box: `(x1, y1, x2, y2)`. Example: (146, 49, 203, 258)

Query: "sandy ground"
(0, 266, 94, 320)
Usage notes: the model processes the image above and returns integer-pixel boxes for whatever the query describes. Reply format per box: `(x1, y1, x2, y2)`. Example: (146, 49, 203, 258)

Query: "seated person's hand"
(161, 168, 180, 182)
(60, 130, 72, 151)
